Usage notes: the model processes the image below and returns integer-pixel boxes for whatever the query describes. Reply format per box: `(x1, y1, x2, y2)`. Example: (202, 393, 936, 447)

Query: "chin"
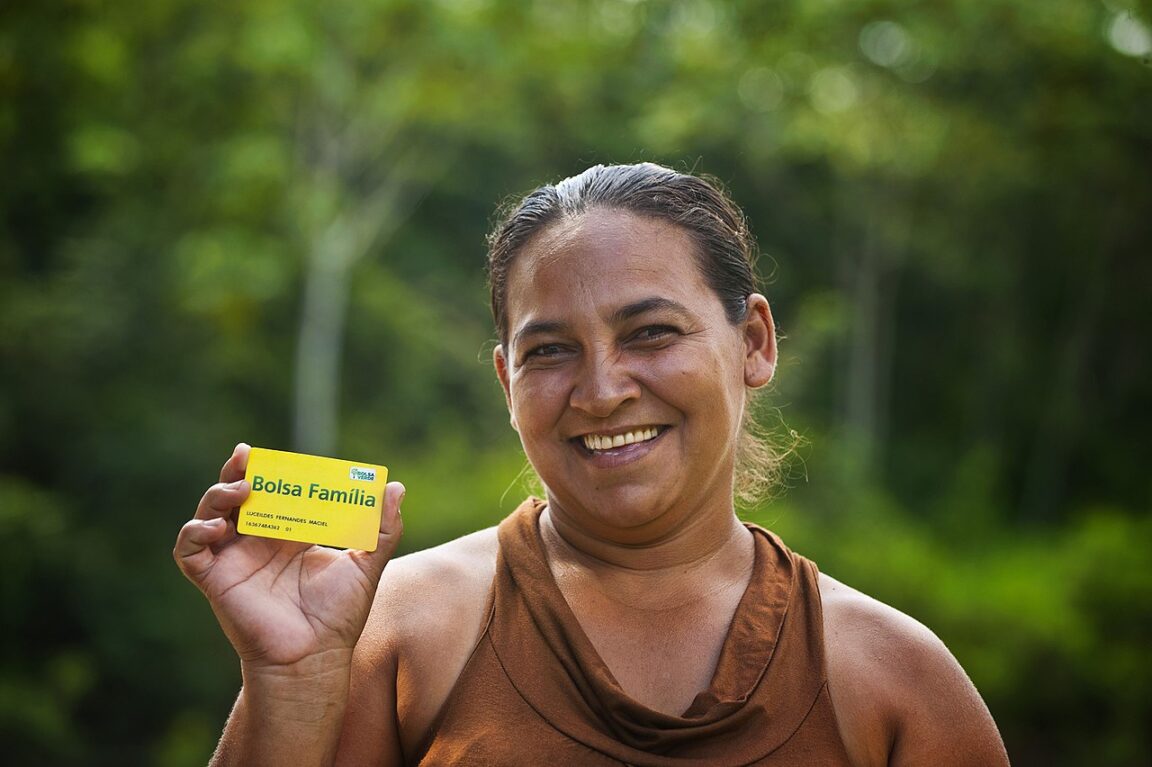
(548, 486, 682, 536)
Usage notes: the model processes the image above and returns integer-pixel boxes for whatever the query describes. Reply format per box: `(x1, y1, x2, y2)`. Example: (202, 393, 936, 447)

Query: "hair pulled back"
(486, 162, 795, 506)
(487, 162, 758, 345)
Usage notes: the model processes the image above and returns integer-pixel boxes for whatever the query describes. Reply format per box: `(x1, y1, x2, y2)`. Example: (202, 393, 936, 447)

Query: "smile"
(580, 427, 662, 452)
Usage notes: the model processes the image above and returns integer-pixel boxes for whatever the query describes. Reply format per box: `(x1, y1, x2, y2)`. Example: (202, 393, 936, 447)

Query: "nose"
(569, 348, 641, 418)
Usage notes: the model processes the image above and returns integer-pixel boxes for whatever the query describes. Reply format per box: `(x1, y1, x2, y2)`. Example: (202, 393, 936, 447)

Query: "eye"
(519, 342, 572, 365)
(629, 325, 679, 345)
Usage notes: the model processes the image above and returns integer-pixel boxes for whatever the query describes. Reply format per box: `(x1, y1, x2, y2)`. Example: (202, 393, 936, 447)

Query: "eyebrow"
(610, 296, 693, 325)
(511, 297, 695, 348)
(512, 320, 568, 349)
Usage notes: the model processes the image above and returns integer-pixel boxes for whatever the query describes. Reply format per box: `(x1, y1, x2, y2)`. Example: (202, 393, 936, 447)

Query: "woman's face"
(494, 208, 776, 541)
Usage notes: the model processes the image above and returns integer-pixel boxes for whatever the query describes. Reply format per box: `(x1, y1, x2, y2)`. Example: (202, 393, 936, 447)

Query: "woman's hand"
(173, 443, 405, 671)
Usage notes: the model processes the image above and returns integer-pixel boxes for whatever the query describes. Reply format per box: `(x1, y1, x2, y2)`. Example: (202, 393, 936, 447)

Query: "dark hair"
(486, 163, 797, 506)
(486, 162, 759, 345)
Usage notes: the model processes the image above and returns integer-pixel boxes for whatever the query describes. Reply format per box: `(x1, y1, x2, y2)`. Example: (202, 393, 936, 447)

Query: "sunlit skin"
(176, 206, 1009, 767)
(494, 208, 777, 570)
(487, 209, 781, 715)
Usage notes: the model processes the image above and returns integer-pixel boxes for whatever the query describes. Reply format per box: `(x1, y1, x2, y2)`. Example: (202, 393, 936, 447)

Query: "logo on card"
(349, 467, 376, 482)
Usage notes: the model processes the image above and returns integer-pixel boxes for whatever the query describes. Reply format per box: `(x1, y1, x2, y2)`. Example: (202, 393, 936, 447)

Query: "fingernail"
(204, 518, 225, 527)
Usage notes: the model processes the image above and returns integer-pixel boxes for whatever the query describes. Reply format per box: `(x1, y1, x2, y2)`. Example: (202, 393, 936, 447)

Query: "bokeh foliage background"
(2, 0, 1150, 764)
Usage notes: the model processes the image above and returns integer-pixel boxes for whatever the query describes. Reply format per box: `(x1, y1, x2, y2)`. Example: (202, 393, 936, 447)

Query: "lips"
(579, 426, 662, 452)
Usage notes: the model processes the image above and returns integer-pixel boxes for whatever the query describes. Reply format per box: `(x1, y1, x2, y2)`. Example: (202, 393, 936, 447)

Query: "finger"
(173, 517, 230, 582)
(219, 442, 251, 484)
(195, 479, 250, 521)
(350, 481, 405, 582)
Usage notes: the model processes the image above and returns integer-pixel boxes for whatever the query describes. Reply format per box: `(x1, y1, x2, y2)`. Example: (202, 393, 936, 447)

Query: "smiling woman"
(492, 207, 772, 542)
(174, 163, 1010, 767)
(488, 164, 788, 508)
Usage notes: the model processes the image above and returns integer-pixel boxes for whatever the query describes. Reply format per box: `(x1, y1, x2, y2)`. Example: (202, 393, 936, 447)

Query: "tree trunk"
(289, 139, 446, 455)
(840, 179, 911, 480)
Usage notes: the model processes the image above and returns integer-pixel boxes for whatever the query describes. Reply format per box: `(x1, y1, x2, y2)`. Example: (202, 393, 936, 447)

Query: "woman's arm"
(174, 444, 406, 767)
(821, 574, 1010, 767)
(211, 653, 357, 767)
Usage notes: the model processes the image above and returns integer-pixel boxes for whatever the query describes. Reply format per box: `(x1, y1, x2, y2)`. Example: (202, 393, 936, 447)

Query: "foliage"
(2, 0, 1149, 764)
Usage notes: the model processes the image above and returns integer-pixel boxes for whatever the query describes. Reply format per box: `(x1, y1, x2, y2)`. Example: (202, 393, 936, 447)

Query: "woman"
(175, 163, 1009, 765)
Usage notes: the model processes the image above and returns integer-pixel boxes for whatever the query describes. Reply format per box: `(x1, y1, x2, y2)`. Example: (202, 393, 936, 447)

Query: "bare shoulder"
(818, 573, 1009, 767)
(374, 526, 501, 644)
(337, 526, 501, 765)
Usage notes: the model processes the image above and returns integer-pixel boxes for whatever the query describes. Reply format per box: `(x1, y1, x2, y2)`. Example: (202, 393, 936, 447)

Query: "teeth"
(582, 427, 659, 452)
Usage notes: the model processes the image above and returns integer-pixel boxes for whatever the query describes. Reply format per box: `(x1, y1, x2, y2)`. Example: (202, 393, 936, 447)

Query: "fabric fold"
(417, 498, 853, 766)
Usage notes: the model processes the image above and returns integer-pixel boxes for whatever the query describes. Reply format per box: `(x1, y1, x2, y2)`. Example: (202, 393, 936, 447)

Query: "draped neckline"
(488, 498, 827, 764)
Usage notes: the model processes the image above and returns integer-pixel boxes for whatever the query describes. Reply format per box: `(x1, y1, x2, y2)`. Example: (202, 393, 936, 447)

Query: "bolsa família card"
(238, 447, 388, 551)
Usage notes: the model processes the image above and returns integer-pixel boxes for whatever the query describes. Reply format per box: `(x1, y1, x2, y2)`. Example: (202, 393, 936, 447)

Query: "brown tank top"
(415, 499, 853, 766)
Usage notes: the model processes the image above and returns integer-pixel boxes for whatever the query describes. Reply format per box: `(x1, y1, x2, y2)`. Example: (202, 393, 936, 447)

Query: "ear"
(742, 294, 777, 388)
(493, 344, 518, 431)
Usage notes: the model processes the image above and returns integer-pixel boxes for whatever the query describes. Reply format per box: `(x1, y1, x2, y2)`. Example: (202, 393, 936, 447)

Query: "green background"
(2, 0, 1150, 764)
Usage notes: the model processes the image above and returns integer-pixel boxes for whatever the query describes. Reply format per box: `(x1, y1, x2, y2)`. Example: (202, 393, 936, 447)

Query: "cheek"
(648, 350, 746, 418)
(649, 344, 739, 387)
(510, 371, 570, 425)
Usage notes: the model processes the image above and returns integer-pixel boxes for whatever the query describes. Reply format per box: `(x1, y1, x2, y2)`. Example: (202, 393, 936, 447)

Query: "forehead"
(505, 208, 711, 311)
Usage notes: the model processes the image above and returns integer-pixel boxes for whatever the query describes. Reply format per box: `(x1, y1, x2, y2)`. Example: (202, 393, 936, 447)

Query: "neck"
(539, 501, 754, 609)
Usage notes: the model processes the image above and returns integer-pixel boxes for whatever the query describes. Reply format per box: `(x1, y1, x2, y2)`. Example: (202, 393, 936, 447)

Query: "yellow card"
(238, 447, 388, 551)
